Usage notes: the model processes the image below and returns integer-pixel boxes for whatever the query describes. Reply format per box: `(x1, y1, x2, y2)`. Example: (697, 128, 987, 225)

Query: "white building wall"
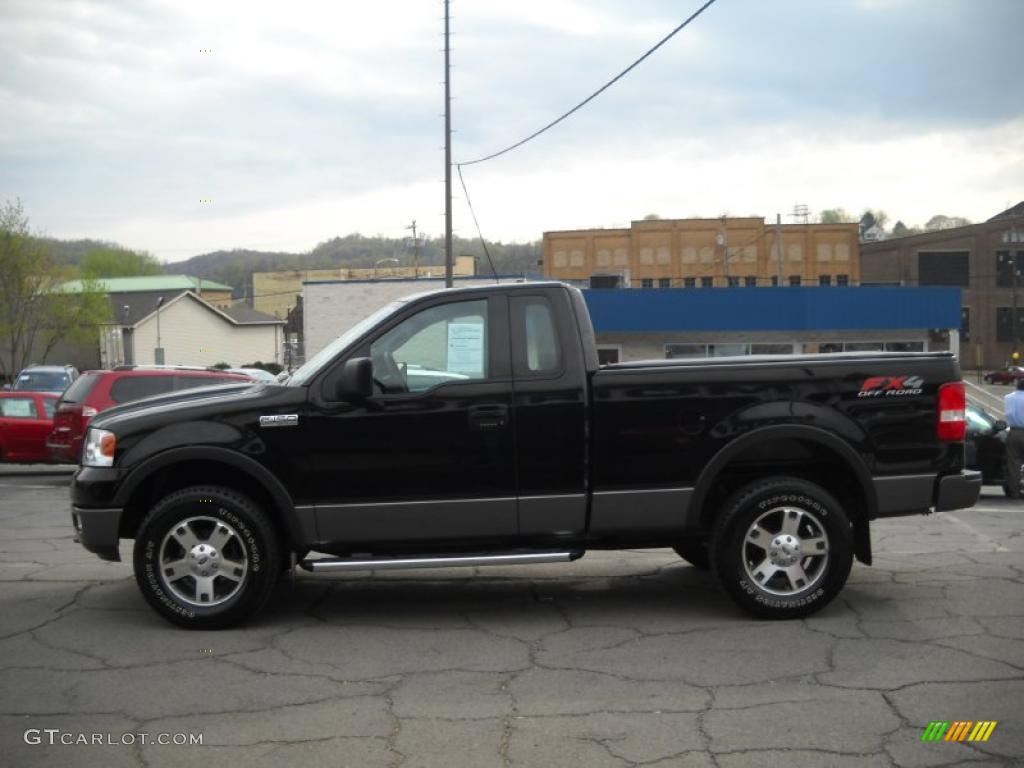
(303, 278, 516, 358)
(132, 297, 281, 366)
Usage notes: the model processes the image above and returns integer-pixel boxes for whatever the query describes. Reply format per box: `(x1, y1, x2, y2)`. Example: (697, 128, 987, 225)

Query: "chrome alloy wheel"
(742, 505, 830, 596)
(158, 516, 249, 606)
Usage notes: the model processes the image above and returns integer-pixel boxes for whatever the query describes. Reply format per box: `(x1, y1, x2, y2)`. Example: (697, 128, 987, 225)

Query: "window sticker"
(447, 322, 484, 377)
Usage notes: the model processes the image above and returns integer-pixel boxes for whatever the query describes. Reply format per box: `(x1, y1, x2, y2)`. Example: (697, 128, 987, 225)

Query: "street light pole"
(155, 296, 165, 366)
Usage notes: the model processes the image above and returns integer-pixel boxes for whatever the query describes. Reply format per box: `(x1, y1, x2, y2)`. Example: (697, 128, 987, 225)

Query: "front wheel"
(711, 478, 853, 619)
(133, 485, 281, 629)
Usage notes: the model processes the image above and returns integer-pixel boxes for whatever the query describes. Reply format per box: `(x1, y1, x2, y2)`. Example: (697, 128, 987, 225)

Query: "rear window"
(41, 398, 57, 418)
(109, 375, 176, 404)
(60, 373, 100, 404)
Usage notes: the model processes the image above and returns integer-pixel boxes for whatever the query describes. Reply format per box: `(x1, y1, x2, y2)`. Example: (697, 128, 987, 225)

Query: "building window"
(641, 278, 654, 288)
(919, 251, 969, 286)
(770, 275, 779, 286)
(789, 275, 802, 286)
(743, 276, 757, 287)
(597, 347, 620, 365)
(961, 307, 970, 343)
(751, 343, 794, 355)
(701, 277, 713, 288)
(727, 276, 740, 287)
(658, 278, 671, 288)
(684, 277, 696, 288)
(996, 251, 1024, 287)
(996, 307, 1024, 342)
(665, 343, 706, 359)
(836, 274, 849, 286)
(819, 275, 832, 286)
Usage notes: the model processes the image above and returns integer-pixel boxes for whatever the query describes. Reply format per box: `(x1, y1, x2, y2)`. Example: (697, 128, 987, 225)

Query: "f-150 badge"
(857, 376, 924, 397)
(259, 414, 299, 427)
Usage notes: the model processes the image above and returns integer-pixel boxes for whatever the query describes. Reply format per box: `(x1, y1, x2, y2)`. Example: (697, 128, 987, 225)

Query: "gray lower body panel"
(518, 493, 586, 536)
(314, 497, 517, 544)
(589, 488, 694, 535)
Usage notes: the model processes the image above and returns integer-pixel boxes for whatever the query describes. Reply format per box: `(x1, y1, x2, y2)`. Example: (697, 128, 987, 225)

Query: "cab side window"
(512, 297, 562, 376)
(369, 299, 488, 394)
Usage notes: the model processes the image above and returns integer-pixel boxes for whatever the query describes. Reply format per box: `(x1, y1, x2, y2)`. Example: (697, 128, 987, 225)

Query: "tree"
(0, 200, 111, 381)
(888, 219, 921, 237)
(861, 209, 889, 231)
(925, 215, 972, 231)
(819, 208, 854, 224)
(642, 213, 661, 221)
(81, 246, 162, 278)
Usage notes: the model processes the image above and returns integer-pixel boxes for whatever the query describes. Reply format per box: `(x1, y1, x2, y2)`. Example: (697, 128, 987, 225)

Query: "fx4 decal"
(857, 375, 924, 398)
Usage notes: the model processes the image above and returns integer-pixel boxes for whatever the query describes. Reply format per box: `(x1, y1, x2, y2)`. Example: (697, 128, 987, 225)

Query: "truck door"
(509, 293, 588, 537)
(307, 294, 518, 545)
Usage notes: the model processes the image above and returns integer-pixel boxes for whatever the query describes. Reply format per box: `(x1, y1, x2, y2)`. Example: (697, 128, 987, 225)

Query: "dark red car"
(0, 392, 60, 463)
(983, 367, 1024, 385)
(47, 367, 252, 463)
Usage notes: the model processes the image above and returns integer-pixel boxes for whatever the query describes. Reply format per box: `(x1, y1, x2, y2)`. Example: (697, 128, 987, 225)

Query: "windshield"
(14, 371, 69, 391)
(288, 300, 406, 385)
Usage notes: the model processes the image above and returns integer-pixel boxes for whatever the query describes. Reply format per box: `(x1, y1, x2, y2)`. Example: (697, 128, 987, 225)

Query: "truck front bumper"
(71, 505, 122, 561)
(71, 466, 124, 562)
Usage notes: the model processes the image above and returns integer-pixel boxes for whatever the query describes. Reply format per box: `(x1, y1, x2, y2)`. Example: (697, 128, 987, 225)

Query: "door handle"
(468, 404, 508, 432)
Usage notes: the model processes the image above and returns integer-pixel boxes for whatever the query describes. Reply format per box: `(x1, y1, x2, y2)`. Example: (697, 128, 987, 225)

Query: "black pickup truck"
(71, 282, 981, 628)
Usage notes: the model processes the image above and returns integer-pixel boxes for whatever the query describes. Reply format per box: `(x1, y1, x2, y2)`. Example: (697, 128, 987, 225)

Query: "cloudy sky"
(1, 0, 1021, 262)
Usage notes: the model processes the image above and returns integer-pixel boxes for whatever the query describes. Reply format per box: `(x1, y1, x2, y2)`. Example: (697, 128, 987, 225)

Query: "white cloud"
(1, 0, 1021, 263)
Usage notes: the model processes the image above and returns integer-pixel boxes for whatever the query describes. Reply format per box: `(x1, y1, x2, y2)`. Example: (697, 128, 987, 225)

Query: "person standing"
(1004, 378, 1024, 498)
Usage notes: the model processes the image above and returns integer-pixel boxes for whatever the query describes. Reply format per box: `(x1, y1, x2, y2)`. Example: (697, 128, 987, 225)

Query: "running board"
(299, 550, 582, 573)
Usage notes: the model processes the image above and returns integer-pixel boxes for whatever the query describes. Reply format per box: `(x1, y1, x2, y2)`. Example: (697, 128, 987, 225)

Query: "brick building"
(860, 202, 1024, 369)
(543, 217, 860, 289)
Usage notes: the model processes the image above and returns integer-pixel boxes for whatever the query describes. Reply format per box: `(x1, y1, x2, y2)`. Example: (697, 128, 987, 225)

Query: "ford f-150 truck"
(71, 282, 981, 628)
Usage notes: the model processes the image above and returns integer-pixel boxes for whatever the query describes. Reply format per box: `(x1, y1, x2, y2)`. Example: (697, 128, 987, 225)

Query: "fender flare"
(691, 424, 876, 564)
(114, 446, 307, 548)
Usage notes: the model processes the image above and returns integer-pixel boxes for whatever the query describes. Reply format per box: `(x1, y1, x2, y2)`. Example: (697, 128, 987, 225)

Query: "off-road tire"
(133, 485, 281, 629)
(711, 477, 853, 619)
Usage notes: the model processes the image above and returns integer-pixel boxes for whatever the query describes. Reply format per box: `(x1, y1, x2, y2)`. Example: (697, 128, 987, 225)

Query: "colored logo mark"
(921, 721, 997, 742)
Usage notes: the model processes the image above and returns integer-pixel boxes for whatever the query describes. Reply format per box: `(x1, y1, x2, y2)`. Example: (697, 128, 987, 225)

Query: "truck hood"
(91, 382, 265, 430)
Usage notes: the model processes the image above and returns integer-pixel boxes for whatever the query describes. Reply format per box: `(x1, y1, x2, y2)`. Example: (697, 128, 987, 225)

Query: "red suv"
(47, 367, 252, 463)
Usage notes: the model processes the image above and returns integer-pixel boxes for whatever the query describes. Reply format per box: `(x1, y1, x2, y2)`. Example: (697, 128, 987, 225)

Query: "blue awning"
(583, 287, 962, 333)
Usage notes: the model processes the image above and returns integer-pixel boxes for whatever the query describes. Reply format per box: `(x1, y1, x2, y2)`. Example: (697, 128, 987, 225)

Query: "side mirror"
(338, 357, 373, 401)
(994, 419, 1008, 433)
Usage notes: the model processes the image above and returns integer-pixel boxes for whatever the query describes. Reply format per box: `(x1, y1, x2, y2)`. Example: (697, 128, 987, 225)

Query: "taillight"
(82, 406, 98, 418)
(937, 381, 966, 442)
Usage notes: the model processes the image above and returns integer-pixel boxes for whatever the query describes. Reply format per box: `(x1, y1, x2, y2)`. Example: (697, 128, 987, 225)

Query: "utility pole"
(775, 213, 784, 286)
(443, 0, 453, 288)
(717, 215, 729, 284)
(407, 220, 421, 276)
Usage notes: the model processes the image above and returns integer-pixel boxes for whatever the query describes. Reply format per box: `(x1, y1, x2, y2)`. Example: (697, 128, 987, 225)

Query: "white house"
(100, 291, 285, 368)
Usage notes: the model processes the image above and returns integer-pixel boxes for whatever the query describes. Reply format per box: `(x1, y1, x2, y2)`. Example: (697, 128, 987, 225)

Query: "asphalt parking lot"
(0, 467, 1021, 767)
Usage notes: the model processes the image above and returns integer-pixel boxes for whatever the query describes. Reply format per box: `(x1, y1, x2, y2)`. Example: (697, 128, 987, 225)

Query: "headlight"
(83, 428, 116, 467)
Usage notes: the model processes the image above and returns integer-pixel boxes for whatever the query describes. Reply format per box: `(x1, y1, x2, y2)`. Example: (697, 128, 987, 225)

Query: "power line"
(456, 0, 720, 167)
(456, 166, 499, 283)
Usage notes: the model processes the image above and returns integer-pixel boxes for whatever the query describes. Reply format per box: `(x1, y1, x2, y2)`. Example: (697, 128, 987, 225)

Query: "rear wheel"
(711, 477, 853, 619)
(133, 485, 281, 629)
